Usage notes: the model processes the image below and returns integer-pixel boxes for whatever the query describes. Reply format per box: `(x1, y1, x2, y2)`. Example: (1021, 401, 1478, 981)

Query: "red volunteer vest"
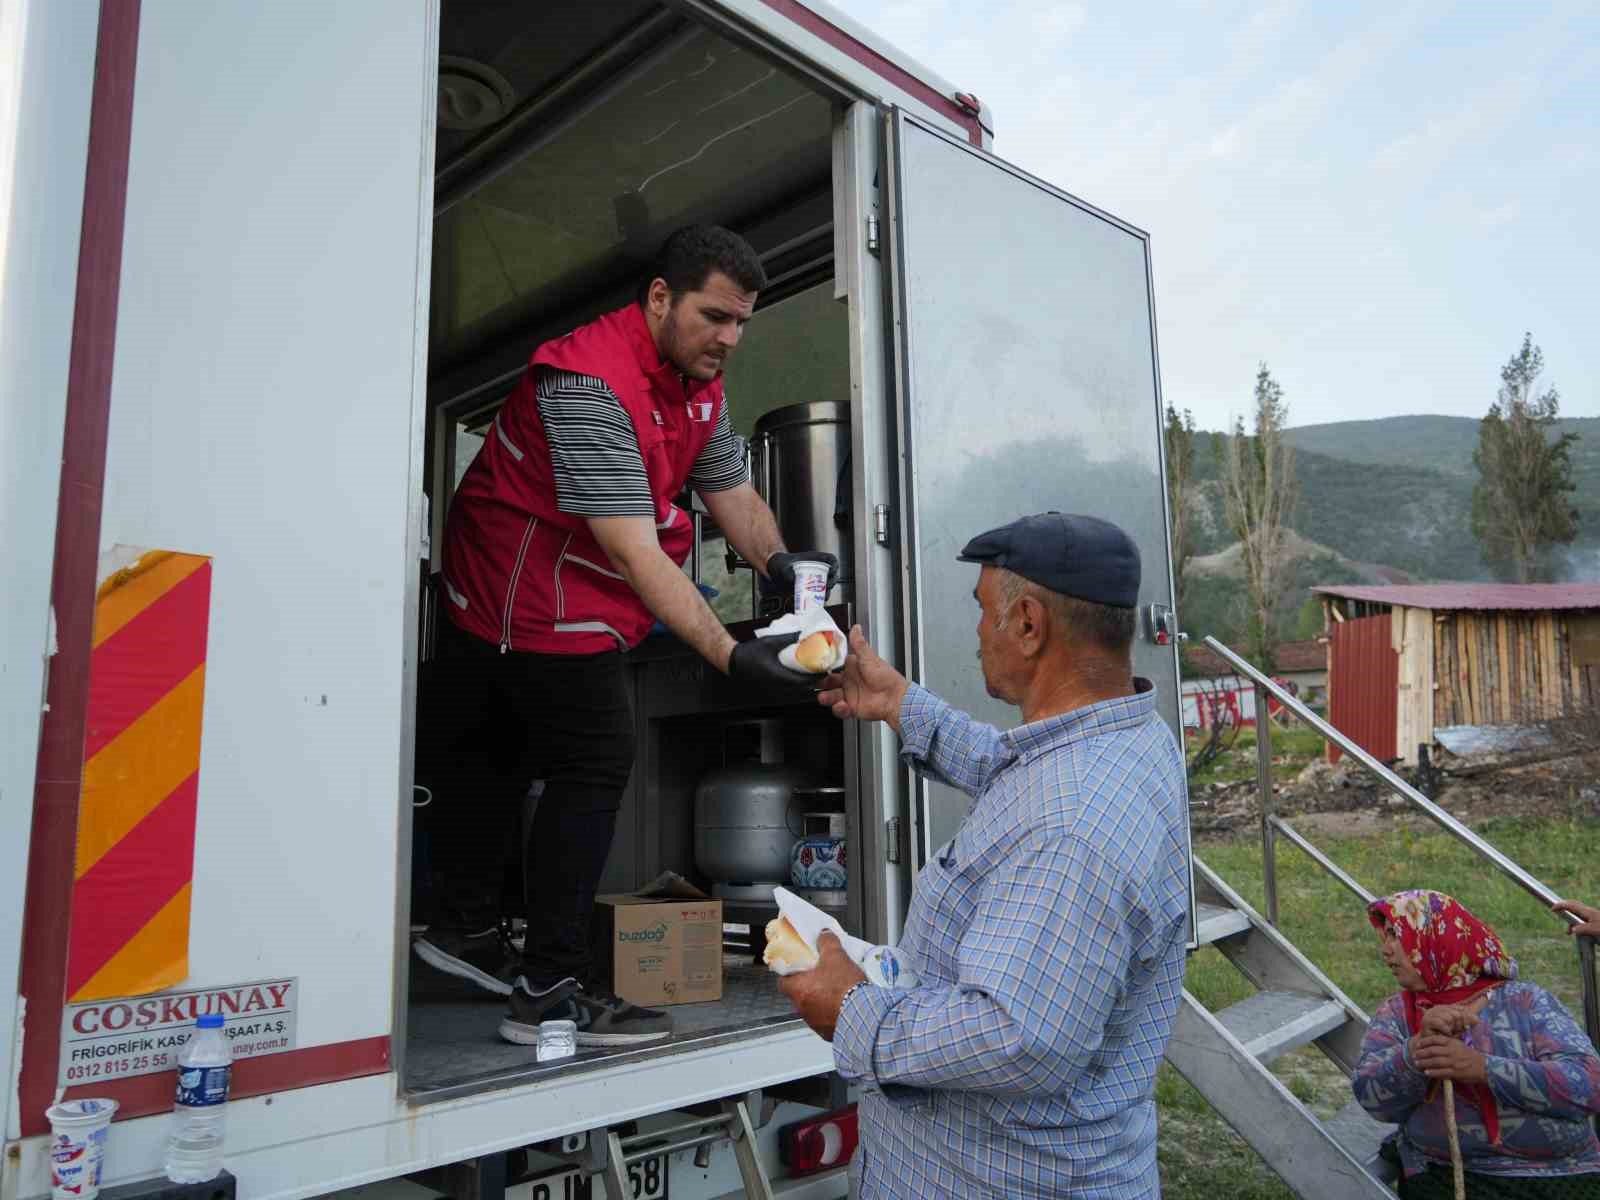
(442, 304, 722, 654)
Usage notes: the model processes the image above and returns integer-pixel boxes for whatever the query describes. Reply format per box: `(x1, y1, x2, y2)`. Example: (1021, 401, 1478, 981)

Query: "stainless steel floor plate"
(404, 962, 799, 1102)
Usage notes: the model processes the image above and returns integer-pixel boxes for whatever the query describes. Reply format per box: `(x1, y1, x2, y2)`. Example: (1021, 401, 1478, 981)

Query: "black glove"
(727, 633, 818, 696)
(762, 551, 840, 603)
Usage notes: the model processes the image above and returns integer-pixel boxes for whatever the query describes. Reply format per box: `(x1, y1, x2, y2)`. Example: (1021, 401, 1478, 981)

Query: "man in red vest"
(417, 226, 834, 1046)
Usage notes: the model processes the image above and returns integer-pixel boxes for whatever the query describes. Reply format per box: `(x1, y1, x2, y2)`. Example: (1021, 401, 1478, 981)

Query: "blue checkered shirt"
(833, 680, 1190, 1198)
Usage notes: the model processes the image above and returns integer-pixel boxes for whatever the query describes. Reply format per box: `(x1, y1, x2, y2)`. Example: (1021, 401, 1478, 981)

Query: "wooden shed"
(1313, 583, 1600, 765)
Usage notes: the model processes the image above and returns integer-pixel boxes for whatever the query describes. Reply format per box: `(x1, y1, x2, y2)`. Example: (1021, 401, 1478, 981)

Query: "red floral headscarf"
(1368, 889, 1518, 1143)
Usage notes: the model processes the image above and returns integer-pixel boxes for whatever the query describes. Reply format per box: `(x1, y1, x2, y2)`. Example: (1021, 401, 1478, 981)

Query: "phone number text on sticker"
(59, 978, 297, 1087)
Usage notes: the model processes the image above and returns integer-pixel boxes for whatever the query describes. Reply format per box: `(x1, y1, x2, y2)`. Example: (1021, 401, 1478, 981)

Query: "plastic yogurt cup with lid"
(791, 561, 829, 614)
(46, 1098, 118, 1200)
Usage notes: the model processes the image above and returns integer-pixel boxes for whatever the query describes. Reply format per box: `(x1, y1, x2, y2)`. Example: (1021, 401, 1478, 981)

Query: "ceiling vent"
(437, 56, 516, 131)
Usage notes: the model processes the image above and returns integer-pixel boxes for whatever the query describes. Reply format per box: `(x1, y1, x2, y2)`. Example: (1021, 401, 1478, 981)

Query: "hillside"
(1285, 415, 1600, 573)
(1187, 437, 1494, 579)
(1284, 414, 1600, 477)
(1178, 414, 1600, 642)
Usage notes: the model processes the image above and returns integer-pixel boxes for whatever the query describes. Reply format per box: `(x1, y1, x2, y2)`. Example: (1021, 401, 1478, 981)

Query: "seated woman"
(1353, 889, 1600, 1198)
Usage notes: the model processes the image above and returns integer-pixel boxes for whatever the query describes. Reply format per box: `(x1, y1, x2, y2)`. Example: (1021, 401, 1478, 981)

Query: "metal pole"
(1580, 936, 1600, 1059)
(1256, 681, 1278, 926)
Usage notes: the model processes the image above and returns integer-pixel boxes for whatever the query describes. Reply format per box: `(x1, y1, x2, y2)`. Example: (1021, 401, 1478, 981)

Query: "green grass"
(1158, 814, 1600, 1199)
(1185, 722, 1328, 788)
(1199, 813, 1599, 1014)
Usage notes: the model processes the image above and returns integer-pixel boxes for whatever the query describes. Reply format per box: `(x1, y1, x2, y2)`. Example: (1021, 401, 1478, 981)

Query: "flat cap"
(958, 512, 1141, 608)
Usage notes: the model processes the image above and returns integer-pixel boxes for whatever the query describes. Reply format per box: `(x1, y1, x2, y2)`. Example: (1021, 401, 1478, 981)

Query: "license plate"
(516, 1153, 668, 1200)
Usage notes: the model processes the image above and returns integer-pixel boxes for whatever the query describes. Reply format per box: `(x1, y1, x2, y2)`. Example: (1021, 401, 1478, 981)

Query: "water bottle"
(164, 1013, 230, 1183)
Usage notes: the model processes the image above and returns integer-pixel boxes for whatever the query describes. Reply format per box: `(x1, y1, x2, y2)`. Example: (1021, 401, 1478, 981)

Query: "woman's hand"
(1553, 899, 1600, 938)
(1420, 993, 1491, 1037)
(1413, 1035, 1489, 1086)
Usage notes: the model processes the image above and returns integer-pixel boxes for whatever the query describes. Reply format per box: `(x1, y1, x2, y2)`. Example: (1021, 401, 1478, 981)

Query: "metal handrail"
(1203, 636, 1600, 1051)
(1268, 815, 1376, 906)
(1207, 637, 1581, 918)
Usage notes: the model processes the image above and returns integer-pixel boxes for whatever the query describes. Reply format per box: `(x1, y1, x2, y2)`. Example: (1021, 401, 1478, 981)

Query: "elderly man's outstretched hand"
(817, 626, 909, 732)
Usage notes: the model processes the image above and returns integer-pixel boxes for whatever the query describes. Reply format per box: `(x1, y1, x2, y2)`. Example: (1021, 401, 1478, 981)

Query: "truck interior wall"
(0, 0, 100, 1145)
(93, 0, 436, 1087)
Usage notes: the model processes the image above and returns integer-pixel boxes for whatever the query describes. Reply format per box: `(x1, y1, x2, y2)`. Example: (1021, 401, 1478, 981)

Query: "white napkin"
(755, 609, 848, 672)
(772, 886, 873, 965)
(769, 887, 919, 988)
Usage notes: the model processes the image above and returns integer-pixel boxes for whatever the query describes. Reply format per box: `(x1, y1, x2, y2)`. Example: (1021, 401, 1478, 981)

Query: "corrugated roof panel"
(1311, 583, 1600, 612)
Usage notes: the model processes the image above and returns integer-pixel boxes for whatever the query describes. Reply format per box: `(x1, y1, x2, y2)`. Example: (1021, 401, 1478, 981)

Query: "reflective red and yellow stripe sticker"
(66, 551, 212, 1002)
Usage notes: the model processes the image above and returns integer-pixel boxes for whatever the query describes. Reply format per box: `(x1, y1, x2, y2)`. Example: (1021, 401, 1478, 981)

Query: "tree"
(1163, 404, 1198, 614)
(1221, 363, 1297, 672)
(1471, 333, 1579, 582)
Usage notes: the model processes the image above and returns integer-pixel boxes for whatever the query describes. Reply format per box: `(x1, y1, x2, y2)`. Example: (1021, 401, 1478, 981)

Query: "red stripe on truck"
(19, 0, 146, 1143)
(756, 0, 985, 146)
(61, 1036, 394, 1122)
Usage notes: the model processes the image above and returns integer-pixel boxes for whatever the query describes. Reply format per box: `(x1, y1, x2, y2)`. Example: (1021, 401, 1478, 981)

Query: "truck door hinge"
(866, 214, 881, 256)
(885, 817, 902, 864)
(873, 503, 891, 545)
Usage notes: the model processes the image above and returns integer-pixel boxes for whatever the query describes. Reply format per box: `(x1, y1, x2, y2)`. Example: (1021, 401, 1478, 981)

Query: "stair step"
(1321, 1099, 1399, 1184)
(1215, 991, 1349, 1063)
(1195, 902, 1251, 945)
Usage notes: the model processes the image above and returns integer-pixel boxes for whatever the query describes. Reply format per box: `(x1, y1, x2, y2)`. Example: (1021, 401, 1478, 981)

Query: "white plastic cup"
(536, 1019, 577, 1062)
(792, 560, 829, 614)
(46, 1098, 118, 1200)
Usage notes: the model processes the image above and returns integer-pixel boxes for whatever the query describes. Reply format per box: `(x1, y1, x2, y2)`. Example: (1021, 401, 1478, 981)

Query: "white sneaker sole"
(497, 1019, 671, 1047)
(413, 938, 514, 996)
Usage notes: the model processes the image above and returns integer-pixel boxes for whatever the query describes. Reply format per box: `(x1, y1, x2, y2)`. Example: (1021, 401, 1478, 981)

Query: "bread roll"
(763, 915, 819, 972)
(793, 630, 839, 674)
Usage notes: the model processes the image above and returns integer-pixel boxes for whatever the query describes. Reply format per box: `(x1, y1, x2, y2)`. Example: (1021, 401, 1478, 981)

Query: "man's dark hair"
(637, 225, 766, 305)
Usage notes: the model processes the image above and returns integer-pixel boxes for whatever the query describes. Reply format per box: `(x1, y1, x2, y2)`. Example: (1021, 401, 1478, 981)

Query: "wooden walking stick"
(1443, 1078, 1464, 1200)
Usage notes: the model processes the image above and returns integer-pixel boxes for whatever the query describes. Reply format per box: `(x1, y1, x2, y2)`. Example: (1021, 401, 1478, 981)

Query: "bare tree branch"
(1222, 363, 1298, 672)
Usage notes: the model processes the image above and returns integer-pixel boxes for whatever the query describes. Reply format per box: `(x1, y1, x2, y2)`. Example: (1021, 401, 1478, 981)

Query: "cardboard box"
(592, 875, 723, 1007)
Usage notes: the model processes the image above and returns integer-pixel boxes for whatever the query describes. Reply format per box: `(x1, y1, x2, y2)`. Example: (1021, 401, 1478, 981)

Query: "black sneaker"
(413, 925, 519, 997)
(499, 977, 673, 1047)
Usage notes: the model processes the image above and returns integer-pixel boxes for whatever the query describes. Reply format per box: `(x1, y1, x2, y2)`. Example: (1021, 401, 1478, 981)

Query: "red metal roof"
(1312, 582, 1600, 612)
(1182, 639, 1326, 678)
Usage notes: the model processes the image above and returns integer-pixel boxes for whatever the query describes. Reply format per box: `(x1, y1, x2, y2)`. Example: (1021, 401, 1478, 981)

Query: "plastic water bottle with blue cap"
(165, 1013, 231, 1183)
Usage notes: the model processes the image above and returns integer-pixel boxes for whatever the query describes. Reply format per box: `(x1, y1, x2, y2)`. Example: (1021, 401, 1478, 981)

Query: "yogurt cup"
(791, 560, 829, 614)
(46, 1098, 118, 1200)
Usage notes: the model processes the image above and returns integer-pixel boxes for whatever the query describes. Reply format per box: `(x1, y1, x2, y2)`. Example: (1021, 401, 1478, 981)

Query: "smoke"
(1564, 546, 1600, 581)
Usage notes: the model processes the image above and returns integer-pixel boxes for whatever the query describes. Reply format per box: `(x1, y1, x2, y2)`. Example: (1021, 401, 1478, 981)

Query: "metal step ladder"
(1164, 857, 1399, 1198)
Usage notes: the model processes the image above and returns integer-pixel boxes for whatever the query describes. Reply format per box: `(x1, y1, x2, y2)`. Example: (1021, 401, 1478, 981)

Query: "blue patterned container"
(790, 836, 847, 889)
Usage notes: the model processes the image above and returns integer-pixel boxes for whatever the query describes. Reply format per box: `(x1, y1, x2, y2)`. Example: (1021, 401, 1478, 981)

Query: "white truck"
(1, 3, 1188, 1197)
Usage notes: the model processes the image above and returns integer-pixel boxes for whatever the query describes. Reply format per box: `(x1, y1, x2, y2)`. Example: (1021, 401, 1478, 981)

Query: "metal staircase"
(1164, 636, 1600, 1200)
(1168, 859, 1396, 1198)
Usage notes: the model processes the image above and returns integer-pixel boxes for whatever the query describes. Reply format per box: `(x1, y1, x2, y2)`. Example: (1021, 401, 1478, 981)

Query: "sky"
(832, 0, 1600, 433)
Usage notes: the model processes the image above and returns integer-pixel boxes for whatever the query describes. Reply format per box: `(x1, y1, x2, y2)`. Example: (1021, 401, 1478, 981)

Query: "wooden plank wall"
(1393, 606, 1434, 764)
(1432, 608, 1600, 728)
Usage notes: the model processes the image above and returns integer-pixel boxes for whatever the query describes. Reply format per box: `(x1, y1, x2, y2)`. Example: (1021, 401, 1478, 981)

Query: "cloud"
(831, 0, 1600, 427)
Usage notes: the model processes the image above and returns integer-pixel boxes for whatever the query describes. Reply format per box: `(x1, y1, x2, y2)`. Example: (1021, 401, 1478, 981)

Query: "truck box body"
(0, 3, 1189, 1197)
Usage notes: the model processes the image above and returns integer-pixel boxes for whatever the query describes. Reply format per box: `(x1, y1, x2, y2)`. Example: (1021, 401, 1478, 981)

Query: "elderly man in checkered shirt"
(783, 513, 1190, 1198)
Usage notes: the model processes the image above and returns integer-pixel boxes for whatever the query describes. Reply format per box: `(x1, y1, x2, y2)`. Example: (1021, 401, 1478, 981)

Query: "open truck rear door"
(882, 111, 1193, 925)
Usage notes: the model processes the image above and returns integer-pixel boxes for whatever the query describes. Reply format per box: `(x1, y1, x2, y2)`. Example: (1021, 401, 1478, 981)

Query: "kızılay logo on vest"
(619, 922, 669, 944)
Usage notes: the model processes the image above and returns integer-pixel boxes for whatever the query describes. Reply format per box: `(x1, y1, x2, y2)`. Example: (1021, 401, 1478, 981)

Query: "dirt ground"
(1190, 742, 1600, 844)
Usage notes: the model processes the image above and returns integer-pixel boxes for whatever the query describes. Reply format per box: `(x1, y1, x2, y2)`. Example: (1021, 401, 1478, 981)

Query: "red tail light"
(779, 1105, 859, 1175)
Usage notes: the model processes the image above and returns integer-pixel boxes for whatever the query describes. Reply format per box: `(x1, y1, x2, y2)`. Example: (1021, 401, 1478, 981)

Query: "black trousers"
(416, 618, 636, 990)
